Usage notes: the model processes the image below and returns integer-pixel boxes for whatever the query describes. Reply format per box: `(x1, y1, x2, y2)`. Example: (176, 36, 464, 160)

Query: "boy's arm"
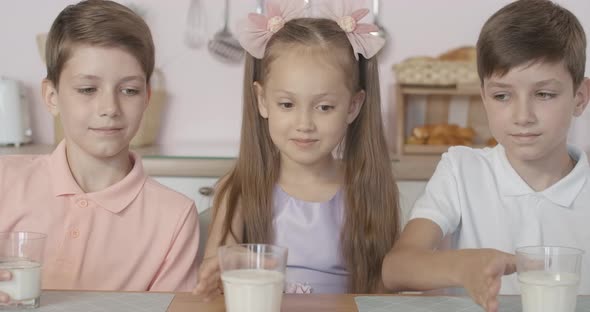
(383, 152, 464, 292)
(383, 218, 516, 312)
(382, 218, 455, 291)
(148, 202, 200, 292)
(382, 150, 516, 312)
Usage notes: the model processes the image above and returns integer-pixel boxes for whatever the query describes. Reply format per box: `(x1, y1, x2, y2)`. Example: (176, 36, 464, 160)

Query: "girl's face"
(254, 47, 364, 168)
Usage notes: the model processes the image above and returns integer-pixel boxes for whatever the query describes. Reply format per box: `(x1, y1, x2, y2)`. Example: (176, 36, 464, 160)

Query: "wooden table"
(168, 293, 359, 312)
(33, 290, 565, 312)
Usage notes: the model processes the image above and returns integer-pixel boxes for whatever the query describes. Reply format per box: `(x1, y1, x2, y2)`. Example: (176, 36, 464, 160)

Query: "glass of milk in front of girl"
(219, 244, 288, 312)
(0, 232, 47, 309)
(516, 246, 584, 312)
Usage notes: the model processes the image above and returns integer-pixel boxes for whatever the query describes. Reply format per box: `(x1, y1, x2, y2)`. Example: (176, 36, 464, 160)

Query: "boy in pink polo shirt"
(0, 0, 199, 300)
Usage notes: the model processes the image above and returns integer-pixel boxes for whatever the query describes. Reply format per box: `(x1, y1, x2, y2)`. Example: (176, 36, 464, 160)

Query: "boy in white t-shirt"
(382, 0, 590, 311)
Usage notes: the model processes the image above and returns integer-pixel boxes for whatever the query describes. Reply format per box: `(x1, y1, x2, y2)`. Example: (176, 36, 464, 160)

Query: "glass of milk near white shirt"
(516, 246, 584, 312)
(219, 244, 288, 312)
(0, 232, 46, 309)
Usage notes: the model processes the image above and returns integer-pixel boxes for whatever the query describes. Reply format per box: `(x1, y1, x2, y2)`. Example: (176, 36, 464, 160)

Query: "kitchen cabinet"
(153, 176, 425, 265)
(0, 144, 430, 231)
(153, 176, 218, 214)
(0, 144, 428, 263)
(153, 176, 425, 228)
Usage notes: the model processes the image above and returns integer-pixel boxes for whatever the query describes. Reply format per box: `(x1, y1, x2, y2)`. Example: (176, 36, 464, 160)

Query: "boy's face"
(482, 61, 589, 162)
(254, 47, 364, 167)
(42, 45, 150, 159)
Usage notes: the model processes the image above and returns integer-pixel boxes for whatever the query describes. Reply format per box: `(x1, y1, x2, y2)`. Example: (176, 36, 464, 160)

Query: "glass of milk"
(516, 246, 584, 312)
(219, 244, 288, 312)
(0, 232, 46, 309)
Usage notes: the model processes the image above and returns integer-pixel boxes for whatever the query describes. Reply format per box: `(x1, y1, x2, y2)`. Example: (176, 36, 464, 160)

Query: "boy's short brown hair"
(477, 0, 586, 89)
(45, 0, 155, 87)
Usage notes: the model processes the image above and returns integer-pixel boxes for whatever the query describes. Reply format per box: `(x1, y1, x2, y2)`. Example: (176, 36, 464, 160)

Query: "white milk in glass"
(519, 270, 580, 312)
(0, 258, 42, 301)
(221, 269, 284, 312)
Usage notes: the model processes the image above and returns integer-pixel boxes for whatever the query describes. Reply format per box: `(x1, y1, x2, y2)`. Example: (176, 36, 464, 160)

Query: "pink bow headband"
(237, 0, 385, 60)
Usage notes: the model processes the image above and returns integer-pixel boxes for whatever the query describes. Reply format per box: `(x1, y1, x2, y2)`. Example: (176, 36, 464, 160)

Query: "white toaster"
(0, 77, 32, 146)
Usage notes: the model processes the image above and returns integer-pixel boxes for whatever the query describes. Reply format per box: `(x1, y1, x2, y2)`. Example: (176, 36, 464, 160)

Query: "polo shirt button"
(71, 229, 80, 238)
(77, 199, 88, 208)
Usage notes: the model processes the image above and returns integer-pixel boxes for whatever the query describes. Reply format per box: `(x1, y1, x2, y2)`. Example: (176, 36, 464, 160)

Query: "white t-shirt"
(410, 145, 590, 294)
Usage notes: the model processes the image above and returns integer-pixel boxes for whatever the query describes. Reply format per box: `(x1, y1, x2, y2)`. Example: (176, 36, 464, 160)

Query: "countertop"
(0, 143, 440, 180)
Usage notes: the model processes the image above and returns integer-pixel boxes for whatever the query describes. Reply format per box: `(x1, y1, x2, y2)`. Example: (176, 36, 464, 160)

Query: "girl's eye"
(317, 105, 334, 112)
(279, 102, 294, 109)
(536, 91, 557, 100)
(77, 87, 96, 95)
(122, 88, 140, 96)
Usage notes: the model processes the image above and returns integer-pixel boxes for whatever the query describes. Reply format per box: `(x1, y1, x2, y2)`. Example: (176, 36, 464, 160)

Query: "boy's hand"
(193, 256, 222, 302)
(460, 249, 516, 312)
(0, 270, 12, 303)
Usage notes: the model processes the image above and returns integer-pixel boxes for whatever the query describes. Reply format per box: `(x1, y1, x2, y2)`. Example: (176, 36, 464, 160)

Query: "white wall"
(1, 0, 589, 151)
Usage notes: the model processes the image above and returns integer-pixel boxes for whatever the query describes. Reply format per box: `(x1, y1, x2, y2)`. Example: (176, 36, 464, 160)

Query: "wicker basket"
(53, 69, 166, 147)
(393, 58, 478, 86)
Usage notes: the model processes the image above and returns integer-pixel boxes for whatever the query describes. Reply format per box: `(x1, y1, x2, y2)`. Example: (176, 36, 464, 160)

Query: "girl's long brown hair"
(212, 18, 400, 293)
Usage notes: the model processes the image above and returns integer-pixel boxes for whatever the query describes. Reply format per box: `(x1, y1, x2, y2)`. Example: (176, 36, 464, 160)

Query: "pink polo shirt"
(0, 141, 199, 292)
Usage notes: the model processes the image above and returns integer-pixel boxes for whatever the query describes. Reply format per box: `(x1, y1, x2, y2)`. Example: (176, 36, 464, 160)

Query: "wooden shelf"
(403, 144, 487, 155)
(394, 83, 489, 157)
(399, 85, 480, 96)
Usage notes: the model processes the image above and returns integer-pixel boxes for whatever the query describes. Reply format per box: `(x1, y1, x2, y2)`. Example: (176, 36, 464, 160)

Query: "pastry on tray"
(406, 124, 477, 147)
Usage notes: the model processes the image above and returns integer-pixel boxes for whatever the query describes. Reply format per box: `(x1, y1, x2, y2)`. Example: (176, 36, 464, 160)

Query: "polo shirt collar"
(49, 140, 147, 214)
(495, 144, 589, 208)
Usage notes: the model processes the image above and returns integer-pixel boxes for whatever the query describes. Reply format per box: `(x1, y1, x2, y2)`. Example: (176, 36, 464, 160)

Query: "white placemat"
(3, 291, 175, 312)
(355, 295, 590, 312)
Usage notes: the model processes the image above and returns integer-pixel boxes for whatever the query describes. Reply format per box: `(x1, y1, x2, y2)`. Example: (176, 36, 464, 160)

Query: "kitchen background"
(1, 0, 590, 154)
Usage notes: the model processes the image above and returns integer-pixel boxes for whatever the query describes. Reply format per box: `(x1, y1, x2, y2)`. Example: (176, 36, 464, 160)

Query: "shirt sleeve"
(409, 153, 462, 237)
(149, 202, 200, 292)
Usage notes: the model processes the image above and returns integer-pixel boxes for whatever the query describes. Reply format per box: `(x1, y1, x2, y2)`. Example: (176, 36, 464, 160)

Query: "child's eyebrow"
(120, 75, 145, 83)
(273, 89, 295, 95)
(534, 79, 562, 87)
(485, 81, 512, 89)
(274, 89, 335, 99)
(71, 75, 144, 82)
(73, 74, 100, 80)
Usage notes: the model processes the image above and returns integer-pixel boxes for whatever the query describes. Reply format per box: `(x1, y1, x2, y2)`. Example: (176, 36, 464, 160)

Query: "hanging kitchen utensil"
(184, 0, 207, 49)
(208, 0, 244, 64)
(256, 0, 264, 14)
(370, 0, 387, 42)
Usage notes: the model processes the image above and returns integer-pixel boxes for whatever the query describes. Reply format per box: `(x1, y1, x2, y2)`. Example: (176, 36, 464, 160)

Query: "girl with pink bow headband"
(195, 0, 399, 298)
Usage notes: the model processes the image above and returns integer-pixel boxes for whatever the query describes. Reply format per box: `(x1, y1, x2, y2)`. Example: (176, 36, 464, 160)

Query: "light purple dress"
(272, 185, 349, 294)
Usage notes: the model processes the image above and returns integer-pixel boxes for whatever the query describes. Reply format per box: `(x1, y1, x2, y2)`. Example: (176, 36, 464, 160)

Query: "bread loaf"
(438, 46, 477, 62)
(407, 124, 477, 147)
